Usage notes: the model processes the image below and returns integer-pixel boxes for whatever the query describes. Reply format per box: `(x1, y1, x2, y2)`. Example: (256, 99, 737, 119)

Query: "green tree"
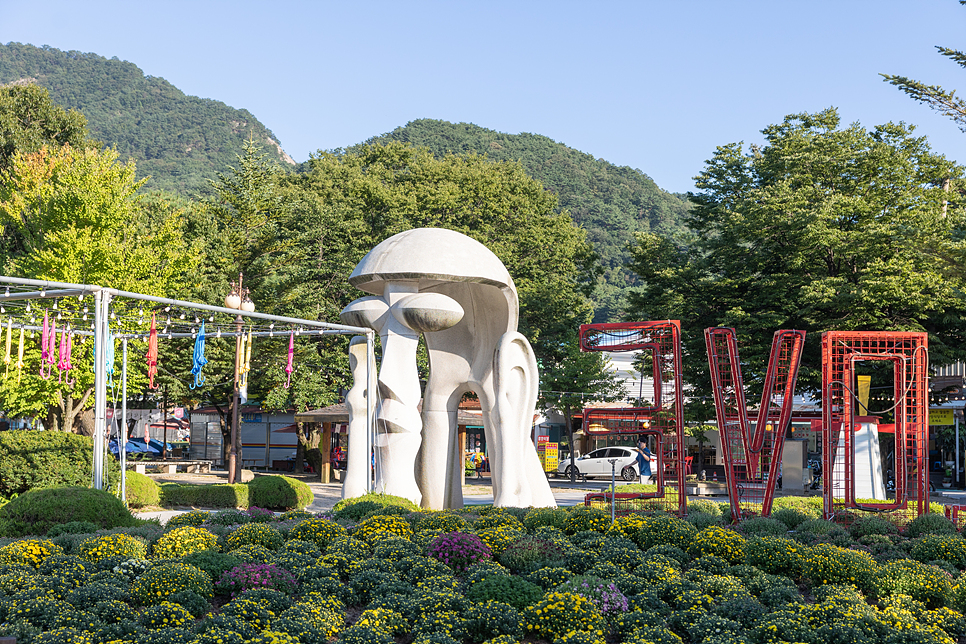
(0, 144, 193, 431)
(625, 108, 966, 398)
(881, 1, 966, 133)
(538, 337, 625, 481)
(0, 83, 91, 173)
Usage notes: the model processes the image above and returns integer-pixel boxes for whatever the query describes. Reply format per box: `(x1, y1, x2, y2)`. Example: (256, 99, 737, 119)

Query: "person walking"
(636, 437, 655, 484)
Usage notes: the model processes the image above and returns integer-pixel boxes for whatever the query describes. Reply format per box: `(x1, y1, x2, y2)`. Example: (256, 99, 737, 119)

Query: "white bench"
(131, 460, 214, 475)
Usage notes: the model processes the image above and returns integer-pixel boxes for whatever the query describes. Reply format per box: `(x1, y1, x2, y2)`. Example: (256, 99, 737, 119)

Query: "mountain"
(0, 42, 294, 195)
(361, 119, 691, 321)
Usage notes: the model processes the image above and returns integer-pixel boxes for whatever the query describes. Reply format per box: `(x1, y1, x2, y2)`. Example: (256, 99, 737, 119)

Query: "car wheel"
(621, 466, 636, 481)
(564, 465, 578, 479)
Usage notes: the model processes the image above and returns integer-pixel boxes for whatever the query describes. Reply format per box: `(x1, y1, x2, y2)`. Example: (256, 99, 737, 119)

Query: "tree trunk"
(294, 426, 306, 474)
(47, 386, 94, 433)
(301, 422, 323, 481)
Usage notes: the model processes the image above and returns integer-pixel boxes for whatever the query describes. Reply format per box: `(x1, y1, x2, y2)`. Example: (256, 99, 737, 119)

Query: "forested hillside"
(362, 119, 692, 321)
(0, 42, 293, 194)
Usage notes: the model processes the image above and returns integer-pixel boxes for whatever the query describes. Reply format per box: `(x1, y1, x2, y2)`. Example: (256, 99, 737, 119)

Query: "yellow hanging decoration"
(15, 327, 24, 382)
(239, 327, 253, 387)
(2, 318, 10, 379)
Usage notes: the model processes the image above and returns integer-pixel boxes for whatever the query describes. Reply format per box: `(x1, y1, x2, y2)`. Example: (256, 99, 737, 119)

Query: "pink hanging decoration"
(39, 311, 56, 380)
(146, 314, 159, 390)
(57, 325, 74, 385)
(284, 331, 295, 388)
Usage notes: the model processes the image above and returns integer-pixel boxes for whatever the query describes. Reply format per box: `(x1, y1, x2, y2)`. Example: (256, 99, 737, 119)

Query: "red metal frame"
(945, 505, 966, 530)
(704, 328, 805, 519)
(578, 321, 687, 515)
(821, 331, 928, 521)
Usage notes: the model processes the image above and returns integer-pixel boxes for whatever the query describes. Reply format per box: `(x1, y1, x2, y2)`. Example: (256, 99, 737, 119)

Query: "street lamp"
(225, 273, 254, 484)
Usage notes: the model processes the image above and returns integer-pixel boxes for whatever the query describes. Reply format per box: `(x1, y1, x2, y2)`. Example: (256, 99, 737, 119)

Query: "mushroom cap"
(349, 228, 512, 295)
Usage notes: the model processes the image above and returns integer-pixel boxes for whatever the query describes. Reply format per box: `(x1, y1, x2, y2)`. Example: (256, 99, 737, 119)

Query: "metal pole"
(609, 458, 617, 522)
(92, 290, 108, 490)
(121, 339, 128, 503)
(957, 409, 962, 489)
(230, 312, 243, 483)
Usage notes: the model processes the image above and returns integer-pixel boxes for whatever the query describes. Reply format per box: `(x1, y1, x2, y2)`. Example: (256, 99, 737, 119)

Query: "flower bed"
(0, 498, 965, 644)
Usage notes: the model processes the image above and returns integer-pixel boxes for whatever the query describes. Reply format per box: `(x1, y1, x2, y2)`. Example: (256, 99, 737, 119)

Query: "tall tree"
(0, 83, 91, 173)
(0, 145, 194, 431)
(626, 108, 966, 398)
(881, 1, 966, 133)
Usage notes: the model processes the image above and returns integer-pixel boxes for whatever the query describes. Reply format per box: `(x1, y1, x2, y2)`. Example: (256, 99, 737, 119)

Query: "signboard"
(536, 441, 558, 473)
(930, 408, 955, 426)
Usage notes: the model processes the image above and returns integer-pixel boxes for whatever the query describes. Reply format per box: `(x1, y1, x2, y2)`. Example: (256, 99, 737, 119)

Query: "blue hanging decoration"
(91, 330, 116, 388)
(190, 322, 208, 389)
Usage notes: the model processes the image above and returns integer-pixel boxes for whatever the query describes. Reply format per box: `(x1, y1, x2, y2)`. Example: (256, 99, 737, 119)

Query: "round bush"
(332, 493, 419, 521)
(139, 600, 194, 629)
(152, 526, 219, 559)
(878, 559, 953, 608)
(0, 538, 63, 567)
(744, 536, 803, 576)
(848, 515, 899, 539)
(428, 531, 492, 571)
(564, 507, 610, 534)
(224, 523, 284, 551)
(413, 512, 467, 533)
(497, 535, 565, 573)
(771, 507, 813, 530)
(523, 591, 605, 640)
(355, 515, 413, 543)
(131, 562, 213, 605)
(906, 513, 959, 538)
(690, 526, 746, 564)
(467, 573, 544, 611)
(911, 534, 966, 569)
(0, 486, 138, 537)
(522, 507, 570, 532)
(637, 515, 698, 552)
(76, 533, 147, 563)
(800, 543, 877, 594)
(0, 430, 120, 498)
(737, 517, 788, 538)
(247, 475, 313, 510)
(216, 562, 298, 596)
(181, 550, 241, 582)
(123, 471, 161, 508)
(288, 518, 346, 550)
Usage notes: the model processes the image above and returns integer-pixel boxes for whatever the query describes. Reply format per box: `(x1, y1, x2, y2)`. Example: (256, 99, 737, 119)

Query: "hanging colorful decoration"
(284, 330, 295, 388)
(190, 322, 208, 389)
(40, 310, 57, 380)
(146, 313, 159, 390)
(2, 318, 10, 378)
(56, 325, 73, 385)
(238, 326, 252, 388)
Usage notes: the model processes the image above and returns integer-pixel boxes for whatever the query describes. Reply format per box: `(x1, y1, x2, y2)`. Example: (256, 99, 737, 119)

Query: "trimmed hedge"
(161, 483, 250, 509)
(0, 486, 139, 537)
(0, 430, 120, 498)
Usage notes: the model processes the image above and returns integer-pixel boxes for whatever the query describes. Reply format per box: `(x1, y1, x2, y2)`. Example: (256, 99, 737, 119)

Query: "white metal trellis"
(0, 276, 376, 496)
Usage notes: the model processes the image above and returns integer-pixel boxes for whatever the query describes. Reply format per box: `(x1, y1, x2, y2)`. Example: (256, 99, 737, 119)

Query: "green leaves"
(627, 108, 966, 395)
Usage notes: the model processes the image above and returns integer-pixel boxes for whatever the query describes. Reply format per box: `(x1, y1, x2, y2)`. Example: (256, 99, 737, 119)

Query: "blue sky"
(1, 1, 964, 194)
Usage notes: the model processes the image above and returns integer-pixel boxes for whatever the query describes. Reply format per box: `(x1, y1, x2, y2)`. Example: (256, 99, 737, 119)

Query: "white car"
(557, 446, 641, 481)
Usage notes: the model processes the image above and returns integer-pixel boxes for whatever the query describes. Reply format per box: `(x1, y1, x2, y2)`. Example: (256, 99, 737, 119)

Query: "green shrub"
(76, 533, 147, 563)
(800, 543, 877, 594)
(46, 521, 100, 537)
(248, 475, 312, 510)
(467, 573, 544, 611)
(224, 523, 284, 551)
(771, 507, 812, 530)
(182, 550, 241, 582)
(848, 515, 899, 539)
(497, 536, 565, 573)
(796, 519, 850, 538)
(123, 471, 160, 508)
(905, 513, 959, 538)
(0, 486, 138, 537)
(0, 430, 121, 498)
(165, 510, 210, 528)
(744, 536, 804, 576)
(161, 483, 250, 509)
(465, 600, 523, 641)
(637, 516, 698, 552)
(413, 512, 467, 533)
(131, 562, 214, 605)
(332, 493, 418, 521)
(910, 534, 966, 569)
(690, 526, 746, 564)
(688, 500, 725, 517)
(564, 506, 610, 534)
(523, 591, 604, 640)
(878, 559, 953, 608)
(288, 518, 346, 550)
(522, 507, 570, 532)
(738, 517, 788, 538)
(152, 526, 219, 559)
